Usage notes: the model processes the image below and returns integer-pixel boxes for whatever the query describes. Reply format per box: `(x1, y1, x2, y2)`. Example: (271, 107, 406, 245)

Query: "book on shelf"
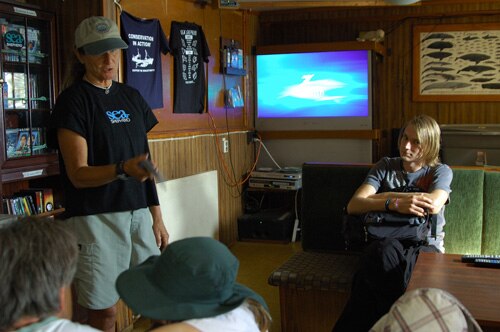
(27, 128, 39, 149)
(19, 189, 43, 214)
(27, 27, 41, 63)
(2, 198, 11, 215)
(2, 23, 26, 62)
(31, 127, 47, 154)
(15, 128, 31, 157)
(21, 196, 32, 216)
(30, 188, 54, 213)
(2, 81, 8, 108)
(43, 188, 53, 212)
(4, 127, 47, 158)
(9, 197, 25, 215)
(1, 23, 45, 63)
(12, 194, 35, 216)
(5, 128, 18, 158)
(3, 188, 54, 216)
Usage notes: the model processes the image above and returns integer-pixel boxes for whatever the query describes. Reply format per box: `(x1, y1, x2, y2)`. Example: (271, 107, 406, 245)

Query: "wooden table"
(407, 252, 500, 331)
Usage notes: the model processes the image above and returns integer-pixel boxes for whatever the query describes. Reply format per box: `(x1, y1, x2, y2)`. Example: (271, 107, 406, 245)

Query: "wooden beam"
(256, 40, 385, 56)
(237, 0, 393, 10)
(259, 129, 381, 140)
(236, 0, 499, 11)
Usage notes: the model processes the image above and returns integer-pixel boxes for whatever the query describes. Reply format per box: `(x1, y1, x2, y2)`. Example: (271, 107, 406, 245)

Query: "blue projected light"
(255, 48, 372, 131)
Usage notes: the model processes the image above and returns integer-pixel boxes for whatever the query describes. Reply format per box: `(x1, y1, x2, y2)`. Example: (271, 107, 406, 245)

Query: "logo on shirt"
(106, 110, 131, 124)
(132, 48, 154, 69)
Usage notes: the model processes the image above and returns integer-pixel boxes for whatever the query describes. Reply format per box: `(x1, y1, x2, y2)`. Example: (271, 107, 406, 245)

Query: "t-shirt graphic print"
(169, 21, 211, 113)
(121, 11, 170, 109)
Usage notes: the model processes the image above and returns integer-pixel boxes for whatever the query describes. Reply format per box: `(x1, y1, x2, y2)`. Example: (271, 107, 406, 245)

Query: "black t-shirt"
(121, 11, 170, 109)
(49, 80, 159, 217)
(169, 21, 210, 113)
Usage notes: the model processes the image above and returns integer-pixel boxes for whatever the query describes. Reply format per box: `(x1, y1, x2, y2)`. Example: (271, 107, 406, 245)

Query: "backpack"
(341, 186, 436, 251)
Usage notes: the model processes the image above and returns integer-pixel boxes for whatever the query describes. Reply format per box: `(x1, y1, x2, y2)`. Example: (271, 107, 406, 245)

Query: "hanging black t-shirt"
(169, 21, 210, 113)
(121, 11, 170, 109)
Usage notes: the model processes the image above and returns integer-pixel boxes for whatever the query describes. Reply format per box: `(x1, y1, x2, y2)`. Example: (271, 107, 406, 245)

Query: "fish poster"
(413, 23, 500, 101)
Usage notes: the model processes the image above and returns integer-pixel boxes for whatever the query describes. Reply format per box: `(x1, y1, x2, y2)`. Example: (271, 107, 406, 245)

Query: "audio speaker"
(238, 208, 294, 242)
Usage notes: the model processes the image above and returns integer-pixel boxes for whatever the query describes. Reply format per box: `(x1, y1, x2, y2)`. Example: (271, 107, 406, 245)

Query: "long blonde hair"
(246, 298, 272, 332)
(398, 114, 441, 167)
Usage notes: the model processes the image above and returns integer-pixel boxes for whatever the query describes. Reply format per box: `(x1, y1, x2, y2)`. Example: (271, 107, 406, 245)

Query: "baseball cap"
(75, 16, 127, 55)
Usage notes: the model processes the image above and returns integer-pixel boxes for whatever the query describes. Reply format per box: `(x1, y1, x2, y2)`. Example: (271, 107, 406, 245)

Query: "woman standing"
(49, 16, 169, 331)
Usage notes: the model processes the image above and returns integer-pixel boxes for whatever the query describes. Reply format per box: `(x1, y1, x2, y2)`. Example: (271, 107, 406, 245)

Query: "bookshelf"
(0, 2, 60, 215)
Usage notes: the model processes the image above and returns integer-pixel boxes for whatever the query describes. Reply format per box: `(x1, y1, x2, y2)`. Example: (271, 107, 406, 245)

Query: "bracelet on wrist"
(385, 198, 391, 212)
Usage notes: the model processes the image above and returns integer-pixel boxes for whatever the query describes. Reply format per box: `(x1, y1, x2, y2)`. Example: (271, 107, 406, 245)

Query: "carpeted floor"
(132, 240, 300, 332)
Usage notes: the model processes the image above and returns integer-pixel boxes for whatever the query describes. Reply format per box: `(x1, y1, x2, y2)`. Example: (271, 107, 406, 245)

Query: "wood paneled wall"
(257, 0, 500, 157)
(15, 0, 498, 244)
(12, 0, 258, 244)
(118, 0, 257, 135)
(148, 132, 256, 244)
(115, 0, 259, 244)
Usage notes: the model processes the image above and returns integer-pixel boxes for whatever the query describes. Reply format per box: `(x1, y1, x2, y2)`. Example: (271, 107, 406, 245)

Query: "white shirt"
(15, 317, 100, 332)
(184, 302, 264, 332)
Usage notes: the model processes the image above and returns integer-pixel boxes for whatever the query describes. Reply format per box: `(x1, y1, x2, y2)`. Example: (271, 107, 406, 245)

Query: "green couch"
(268, 163, 500, 332)
(300, 163, 500, 255)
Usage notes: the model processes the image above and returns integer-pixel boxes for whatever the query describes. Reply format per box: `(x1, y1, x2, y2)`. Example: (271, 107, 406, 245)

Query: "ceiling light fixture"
(385, 0, 420, 5)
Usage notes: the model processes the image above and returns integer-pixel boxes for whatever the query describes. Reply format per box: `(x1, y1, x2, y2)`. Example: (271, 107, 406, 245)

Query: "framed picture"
(413, 23, 500, 102)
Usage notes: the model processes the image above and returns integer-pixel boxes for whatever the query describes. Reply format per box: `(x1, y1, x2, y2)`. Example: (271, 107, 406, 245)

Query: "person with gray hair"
(370, 288, 482, 332)
(0, 217, 99, 332)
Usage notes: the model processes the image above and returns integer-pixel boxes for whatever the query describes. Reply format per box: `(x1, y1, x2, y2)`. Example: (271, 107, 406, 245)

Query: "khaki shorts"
(67, 208, 160, 309)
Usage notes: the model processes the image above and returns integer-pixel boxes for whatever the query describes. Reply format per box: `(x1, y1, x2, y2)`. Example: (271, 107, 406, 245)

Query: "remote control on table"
(473, 258, 500, 268)
(139, 160, 165, 182)
(461, 254, 500, 263)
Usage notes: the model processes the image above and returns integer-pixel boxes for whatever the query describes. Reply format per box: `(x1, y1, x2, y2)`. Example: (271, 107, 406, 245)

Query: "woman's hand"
(150, 205, 169, 251)
(123, 154, 157, 182)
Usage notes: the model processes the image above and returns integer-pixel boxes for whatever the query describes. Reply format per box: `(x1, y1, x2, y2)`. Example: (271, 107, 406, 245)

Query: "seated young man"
(0, 217, 99, 332)
(333, 114, 453, 332)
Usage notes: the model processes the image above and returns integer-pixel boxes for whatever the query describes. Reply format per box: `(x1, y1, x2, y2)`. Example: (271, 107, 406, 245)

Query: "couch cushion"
(443, 168, 484, 254)
(301, 162, 371, 252)
(482, 169, 500, 255)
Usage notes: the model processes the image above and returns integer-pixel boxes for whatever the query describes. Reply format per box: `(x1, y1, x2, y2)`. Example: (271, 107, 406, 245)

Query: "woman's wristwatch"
(116, 160, 129, 180)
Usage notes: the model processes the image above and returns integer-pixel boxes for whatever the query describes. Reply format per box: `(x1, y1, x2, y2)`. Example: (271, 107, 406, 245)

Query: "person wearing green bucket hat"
(116, 237, 271, 332)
